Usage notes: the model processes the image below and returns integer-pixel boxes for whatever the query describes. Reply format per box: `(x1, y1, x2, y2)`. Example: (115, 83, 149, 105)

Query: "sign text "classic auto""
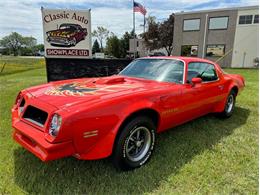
(44, 11, 89, 24)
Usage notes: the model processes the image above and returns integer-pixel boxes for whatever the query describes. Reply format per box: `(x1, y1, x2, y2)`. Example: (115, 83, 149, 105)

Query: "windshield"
(59, 25, 76, 30)
(119, 59, 184, 84)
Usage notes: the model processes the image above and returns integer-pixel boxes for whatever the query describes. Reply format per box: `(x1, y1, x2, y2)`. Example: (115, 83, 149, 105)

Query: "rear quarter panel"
(224, 73, 245, 92)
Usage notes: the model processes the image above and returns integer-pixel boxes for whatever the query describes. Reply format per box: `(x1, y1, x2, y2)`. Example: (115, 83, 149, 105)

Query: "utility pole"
(133, 0, 136, 59)
(143, 14, 145, 33)
(202, 14, 208, 58)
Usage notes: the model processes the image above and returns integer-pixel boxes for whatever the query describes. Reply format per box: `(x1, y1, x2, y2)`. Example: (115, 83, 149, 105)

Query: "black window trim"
(239, 15, 253, 25)
(187, 61, 219, 83)
(183, 18, 201, 32)
(208, 16, 229, 30)
(254, 14, 259, 24)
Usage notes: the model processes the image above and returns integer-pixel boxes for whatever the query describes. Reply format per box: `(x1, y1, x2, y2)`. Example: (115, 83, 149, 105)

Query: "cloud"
(0, 1, 43, 43)
(0, 0, 258, 44)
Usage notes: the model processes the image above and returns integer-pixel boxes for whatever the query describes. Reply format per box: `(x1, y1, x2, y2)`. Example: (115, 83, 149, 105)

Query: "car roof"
(139, 56, 217, 64)
(60, 23, 81, 26)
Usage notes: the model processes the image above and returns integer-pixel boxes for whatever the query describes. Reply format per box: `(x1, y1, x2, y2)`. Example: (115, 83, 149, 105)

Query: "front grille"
(23, 106, 48, 127)
(49, 37, 68, 43)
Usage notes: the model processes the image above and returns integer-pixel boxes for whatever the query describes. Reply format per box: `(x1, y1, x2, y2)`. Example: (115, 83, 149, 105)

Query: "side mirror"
(191, 77, 202, 86)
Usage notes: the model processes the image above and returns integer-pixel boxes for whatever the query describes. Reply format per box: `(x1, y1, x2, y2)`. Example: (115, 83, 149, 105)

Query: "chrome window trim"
(187, 61, 219, 84)
(123, 58, 186, 85)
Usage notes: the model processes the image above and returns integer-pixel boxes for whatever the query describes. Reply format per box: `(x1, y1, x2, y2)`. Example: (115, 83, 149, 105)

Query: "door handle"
(218, 85, 224, 90)
(160, 95, 169, 102)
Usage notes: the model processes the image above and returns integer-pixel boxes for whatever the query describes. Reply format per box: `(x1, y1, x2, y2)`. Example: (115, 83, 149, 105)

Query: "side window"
(188, 62, 218, 82)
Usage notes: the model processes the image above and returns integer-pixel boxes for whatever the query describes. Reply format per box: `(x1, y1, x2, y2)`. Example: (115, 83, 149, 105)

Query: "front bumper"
(13, 120, 75, 162)
(47, 37, 71, 46)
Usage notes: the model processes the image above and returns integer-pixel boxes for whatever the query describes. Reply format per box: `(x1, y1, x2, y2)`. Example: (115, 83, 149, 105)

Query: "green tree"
(143, 16, 160, 51)
(143, 14, 175, 56)
(0, 32, 39, 56)
(119, 31, 132, 58)
(23, 36, 37, 48)
(158, 14, 174, 56)
(20, 47, 33, 56)
(92, 26, 109, 52)
(106, 34, 121, 58)
(21, 36, 37, 55)
(33, 44, 44, 52)
(92, 39, 101, 54)
(0, 32, 24, 56)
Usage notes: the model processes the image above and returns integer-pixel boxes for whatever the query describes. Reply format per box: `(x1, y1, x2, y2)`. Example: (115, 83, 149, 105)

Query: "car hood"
(25, 76, 166, 109)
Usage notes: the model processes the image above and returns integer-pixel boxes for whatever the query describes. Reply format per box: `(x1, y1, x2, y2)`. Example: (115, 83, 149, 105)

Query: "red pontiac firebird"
(12, 57, 245, 170)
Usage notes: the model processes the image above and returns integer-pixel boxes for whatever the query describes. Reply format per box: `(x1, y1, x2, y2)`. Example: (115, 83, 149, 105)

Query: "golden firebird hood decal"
(45, 82, 136, 96)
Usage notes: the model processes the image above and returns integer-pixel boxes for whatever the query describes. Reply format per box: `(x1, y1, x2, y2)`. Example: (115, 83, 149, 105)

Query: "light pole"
(202, 14, 208, 58)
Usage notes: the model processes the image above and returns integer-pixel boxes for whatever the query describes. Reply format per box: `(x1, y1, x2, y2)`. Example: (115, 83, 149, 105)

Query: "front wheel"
(70, 38, 76, 46)
(112, 116, 156, 171)
(219, 90, 236, 118)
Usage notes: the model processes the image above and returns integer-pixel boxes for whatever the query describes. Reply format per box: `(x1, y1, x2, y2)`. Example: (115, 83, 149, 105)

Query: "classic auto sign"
(41, 8, 92, 58)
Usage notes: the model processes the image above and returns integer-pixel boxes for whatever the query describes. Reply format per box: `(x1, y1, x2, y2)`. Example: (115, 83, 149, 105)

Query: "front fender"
(77, 98, 159, 160)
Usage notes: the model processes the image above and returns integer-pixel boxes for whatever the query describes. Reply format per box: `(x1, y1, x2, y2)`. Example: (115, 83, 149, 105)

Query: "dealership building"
(172, 5, 259, 67)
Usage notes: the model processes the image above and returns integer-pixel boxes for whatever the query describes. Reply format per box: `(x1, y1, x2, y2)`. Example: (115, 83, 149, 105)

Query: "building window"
(254, 15, 259, 24)
(206, 45, 225, 57)
(183, 19, 200, 31)
(239, 15, 253, 24)
(209, 17, 229, 30)
(181, 45, 198, 56)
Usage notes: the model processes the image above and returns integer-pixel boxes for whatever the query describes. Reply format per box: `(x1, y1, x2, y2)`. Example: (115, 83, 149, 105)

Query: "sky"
(0, 0, 258, 44)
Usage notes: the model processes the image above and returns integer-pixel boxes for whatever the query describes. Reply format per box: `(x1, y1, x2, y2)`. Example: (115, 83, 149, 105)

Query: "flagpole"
(143, 14, 145, 34)
(133, 0, 136, 59)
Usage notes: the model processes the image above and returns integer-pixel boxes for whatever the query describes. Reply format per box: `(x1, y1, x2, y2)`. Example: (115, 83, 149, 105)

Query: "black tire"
(219, 90, 236, 118)
(112, 116, 156, 171)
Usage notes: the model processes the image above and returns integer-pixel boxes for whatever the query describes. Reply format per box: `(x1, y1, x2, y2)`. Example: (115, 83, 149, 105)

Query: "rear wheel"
(112, 116, 156, 171)
(219, 90, 236, 118)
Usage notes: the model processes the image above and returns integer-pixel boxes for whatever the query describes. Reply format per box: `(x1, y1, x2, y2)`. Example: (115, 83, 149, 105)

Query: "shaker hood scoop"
(24, 76, 159, 108)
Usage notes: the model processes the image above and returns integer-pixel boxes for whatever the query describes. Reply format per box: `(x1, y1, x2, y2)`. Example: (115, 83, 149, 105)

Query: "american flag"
(133, 1, 147, 15)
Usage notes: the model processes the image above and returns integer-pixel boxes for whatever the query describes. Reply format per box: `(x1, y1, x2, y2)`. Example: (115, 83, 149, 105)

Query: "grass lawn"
(0, 58, 258, 194)
(0, 56, 45, 76)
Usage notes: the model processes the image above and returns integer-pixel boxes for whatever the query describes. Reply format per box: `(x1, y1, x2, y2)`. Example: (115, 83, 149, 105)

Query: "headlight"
(15, 92, 23, 105)
(49, 114, 62, 137)
(66, 35, 70, 38)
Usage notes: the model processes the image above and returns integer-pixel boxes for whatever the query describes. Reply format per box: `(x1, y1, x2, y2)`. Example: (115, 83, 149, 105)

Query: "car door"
(157, 60, 186, 130)
(180, 62, 225, 120)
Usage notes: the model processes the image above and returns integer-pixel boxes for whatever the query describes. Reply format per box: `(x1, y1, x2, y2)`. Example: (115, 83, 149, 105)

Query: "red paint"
(12, 57, 245, 161)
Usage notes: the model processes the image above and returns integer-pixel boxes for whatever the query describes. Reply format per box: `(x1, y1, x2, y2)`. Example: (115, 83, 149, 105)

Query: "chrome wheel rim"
(125, 126, 151, 162)
(71, 38, 76, 46)
(226, 95, 234, 113)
